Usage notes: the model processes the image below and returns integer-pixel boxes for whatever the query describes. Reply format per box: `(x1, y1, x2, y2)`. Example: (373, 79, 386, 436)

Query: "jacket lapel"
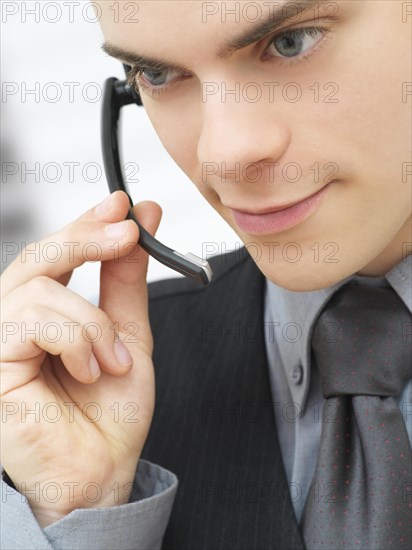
(144, 250, 305, 549)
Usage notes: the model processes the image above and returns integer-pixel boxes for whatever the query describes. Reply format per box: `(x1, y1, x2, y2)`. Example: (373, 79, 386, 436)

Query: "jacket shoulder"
(148, 247, 254, 302)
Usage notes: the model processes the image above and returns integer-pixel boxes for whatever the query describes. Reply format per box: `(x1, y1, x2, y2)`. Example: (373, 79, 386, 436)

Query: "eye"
(267, 27, 324, 59)
(129, 66, 191, 99)
(139, 67, 181, 87)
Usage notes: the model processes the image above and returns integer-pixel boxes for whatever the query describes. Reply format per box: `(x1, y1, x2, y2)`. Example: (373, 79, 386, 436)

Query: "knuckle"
(27, 275, 54, 297)
(20, 303, 44, 324)
(93, 309, 112, 333)
(67, 322, 85, 344)
(63, 221, 88, 243)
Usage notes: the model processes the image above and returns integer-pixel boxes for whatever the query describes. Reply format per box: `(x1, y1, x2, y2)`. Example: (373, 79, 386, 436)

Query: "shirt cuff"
(1, 460, 178, 550)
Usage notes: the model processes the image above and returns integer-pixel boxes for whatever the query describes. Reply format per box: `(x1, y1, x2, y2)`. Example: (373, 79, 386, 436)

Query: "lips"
(228, 187, 328, 215)
(228, 183, 332, 235)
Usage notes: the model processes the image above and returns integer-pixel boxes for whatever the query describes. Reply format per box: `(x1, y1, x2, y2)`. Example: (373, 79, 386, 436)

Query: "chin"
(255, 259, 360, 292)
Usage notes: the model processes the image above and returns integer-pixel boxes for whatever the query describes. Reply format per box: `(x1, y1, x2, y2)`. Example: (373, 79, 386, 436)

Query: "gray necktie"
(302, 283, 411, 549)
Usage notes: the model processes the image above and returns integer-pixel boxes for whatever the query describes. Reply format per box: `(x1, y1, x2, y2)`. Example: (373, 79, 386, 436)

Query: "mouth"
(227, 182, 334, 235)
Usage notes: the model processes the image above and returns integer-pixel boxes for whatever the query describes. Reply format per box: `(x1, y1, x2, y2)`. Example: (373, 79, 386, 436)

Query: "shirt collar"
(265, 254, 412, 410)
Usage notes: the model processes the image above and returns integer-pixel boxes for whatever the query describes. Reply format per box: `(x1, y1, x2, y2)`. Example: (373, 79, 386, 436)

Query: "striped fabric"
(143, 249, 305, 550)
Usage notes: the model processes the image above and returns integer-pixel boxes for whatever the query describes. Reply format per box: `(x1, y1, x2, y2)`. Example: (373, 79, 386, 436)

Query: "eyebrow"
(218, 0, 327, 58)
(102, 0, 326, 71)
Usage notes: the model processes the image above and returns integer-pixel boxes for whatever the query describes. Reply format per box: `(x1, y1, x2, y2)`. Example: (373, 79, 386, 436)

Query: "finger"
(0, 305, 100, 398)
(55, 191, 132, 287)
(2, 276, 134, 377)
(0, 192, 139, 299)
(99, 201, 162, 355)
(80, 190, 132, 223)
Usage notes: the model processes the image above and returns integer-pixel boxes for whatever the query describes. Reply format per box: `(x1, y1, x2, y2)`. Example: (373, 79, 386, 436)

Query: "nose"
(197, 84, 291, 184)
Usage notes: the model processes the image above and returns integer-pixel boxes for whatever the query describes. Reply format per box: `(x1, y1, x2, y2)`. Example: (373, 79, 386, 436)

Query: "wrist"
(22, 477, 135, 528)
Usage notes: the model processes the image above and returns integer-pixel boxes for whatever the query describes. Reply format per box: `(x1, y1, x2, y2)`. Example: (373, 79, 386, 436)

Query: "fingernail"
(95, 194, 114, 216)
(89, 353, 101, 379)
(114, 340, 133, 368)
(105, 220, 129, 240)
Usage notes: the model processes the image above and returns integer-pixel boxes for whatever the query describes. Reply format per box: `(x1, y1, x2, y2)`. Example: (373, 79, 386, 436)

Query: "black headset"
(101, 64, 212, 285)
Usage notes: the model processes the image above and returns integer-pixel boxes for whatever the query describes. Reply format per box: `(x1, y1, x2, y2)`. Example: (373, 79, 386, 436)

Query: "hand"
(0, 191, 162, 526)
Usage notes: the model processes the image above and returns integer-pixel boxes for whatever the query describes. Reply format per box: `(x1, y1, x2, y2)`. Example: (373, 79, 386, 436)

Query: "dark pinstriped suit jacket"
(142, 248, 305, 550)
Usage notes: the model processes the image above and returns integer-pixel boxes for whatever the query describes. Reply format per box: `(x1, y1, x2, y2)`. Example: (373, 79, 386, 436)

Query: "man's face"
(97, 0, 411, 291)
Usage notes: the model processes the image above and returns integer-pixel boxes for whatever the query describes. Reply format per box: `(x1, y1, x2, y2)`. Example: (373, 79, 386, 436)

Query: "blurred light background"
(1, 0, 239, 301)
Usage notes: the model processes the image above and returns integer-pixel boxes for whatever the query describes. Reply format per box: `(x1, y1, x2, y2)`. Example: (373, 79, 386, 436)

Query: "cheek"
(144, 103, 224, 209)
(144, 103, 201, 179)
(325, 9, 411, 189)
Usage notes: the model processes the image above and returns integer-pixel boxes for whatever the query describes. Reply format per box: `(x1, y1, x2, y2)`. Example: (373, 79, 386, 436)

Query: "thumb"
(132, 200, 163, 240)
(98, 201, 162, 354)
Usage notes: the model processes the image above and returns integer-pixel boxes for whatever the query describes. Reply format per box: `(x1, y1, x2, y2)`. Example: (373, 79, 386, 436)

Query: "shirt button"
(291, 363, 303, 385)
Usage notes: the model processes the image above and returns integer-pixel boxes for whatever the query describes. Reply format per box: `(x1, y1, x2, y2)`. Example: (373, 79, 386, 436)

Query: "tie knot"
(311, 283, 411, 397)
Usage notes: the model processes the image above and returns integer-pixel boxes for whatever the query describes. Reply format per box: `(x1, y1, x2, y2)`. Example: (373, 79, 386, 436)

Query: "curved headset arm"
(101, 68, 212, 285)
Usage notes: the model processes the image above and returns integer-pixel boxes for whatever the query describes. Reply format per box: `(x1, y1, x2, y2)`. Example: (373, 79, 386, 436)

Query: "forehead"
(97, 0, 308, 66)
(99, 1, 208, 53)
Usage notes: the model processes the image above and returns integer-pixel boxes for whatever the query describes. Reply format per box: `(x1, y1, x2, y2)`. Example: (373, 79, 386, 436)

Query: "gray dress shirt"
(264, 254, 412, 522)
(1, 255, 411, 549)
